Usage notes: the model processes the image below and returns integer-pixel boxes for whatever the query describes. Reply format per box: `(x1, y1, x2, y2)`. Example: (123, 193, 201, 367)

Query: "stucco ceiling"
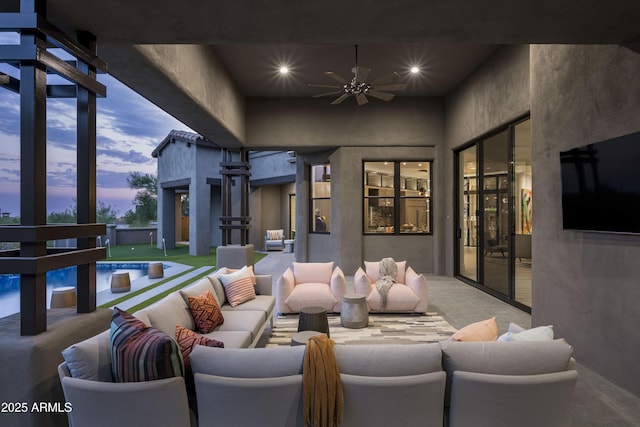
(29, 0, 640, 100)
(4, 0, 640, 145)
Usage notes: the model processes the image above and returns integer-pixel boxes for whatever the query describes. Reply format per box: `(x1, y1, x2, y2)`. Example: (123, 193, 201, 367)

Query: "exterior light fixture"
(410, 66, 420, 74)
(279, 66, 289, 74)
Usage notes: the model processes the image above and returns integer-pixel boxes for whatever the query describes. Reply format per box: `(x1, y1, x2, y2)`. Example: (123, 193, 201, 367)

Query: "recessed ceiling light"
(279, 66, 289, 74)
(410, 66, 420, 74)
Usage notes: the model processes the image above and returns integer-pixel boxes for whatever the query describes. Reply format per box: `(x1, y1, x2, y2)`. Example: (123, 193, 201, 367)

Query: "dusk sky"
(0, 32, 193, 217)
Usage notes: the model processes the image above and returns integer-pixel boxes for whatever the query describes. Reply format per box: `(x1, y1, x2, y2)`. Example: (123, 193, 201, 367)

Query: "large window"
(310, 164, 331, 233)
(364, 161, 431, 234)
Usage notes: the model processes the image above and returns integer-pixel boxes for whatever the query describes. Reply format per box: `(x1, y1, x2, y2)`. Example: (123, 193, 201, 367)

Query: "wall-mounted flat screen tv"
(560, 131, 640, 234)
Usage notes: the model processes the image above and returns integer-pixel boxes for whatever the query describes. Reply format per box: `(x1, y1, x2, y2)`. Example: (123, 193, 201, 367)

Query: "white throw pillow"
(497, 325, 554, 342)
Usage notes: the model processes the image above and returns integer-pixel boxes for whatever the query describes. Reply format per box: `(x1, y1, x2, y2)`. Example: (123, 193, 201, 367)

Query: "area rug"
(265, 312, 457, 347)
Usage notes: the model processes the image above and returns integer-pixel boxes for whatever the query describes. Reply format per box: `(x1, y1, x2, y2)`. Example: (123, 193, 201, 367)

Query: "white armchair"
(264, 229, 285, 251)
(276, 261, 347, 314)
(354, 260, 428, 314)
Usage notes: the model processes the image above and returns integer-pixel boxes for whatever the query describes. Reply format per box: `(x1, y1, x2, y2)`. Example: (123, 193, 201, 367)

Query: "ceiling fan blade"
(312, 90, 344, 98)
(372, 72, 401, 85)
(353, 66, 371, 82)
(324, 71, 349, 84)
(356, 93, 369, 106)
(373, 83, 407, 92)
(331, 93, 351, 105)
(308, 83, 342, 89)
(367, 90, 395, 101)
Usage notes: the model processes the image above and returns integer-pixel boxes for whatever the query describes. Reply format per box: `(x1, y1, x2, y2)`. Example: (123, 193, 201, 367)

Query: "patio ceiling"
(5, 0, 640, 145)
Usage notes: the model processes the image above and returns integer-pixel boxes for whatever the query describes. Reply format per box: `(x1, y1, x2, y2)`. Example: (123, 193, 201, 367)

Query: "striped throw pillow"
(175, 325, 224, 369)
(188, 290, 224, 333)
(218, 266, 256, 307)
(268, 230, 282, 240)
(110, 307, 184, 382)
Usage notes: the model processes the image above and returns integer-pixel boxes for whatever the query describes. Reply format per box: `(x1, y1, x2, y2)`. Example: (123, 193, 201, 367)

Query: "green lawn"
(98, 244, 267, 311)
(105, 243, 266, 268)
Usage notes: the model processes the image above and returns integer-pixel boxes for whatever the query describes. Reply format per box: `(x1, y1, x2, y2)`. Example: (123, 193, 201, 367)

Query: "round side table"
(341, 293, 369, 329)
(298, 306, 330, 337)
(291, 330, 327, 346)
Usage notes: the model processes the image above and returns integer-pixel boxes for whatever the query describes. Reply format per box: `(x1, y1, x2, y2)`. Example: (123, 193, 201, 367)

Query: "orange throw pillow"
(188, 290, 224, 333)
(449, 317, 498, 342)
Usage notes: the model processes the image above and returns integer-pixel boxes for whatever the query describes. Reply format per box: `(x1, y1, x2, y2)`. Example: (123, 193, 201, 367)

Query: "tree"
(124, 172, 157, 226)
(46, 200, 119, 224)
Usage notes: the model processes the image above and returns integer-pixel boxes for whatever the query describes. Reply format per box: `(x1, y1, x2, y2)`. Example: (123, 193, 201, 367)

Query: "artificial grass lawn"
(98, 244, 266, 311)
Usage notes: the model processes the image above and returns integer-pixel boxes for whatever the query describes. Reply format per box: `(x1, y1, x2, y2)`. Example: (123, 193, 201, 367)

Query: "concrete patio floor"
(254, 251, 640, 427)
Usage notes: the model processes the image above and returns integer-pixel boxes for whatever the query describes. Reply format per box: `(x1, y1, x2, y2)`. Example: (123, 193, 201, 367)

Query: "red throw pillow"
(175, 325, 224, 369)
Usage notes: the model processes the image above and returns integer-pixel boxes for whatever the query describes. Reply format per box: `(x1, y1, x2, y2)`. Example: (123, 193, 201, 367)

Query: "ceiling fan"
(308, 45, 407, 106)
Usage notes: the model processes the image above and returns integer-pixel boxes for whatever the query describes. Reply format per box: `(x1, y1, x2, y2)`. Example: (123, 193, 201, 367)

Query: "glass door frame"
(454, 116, 531, 313)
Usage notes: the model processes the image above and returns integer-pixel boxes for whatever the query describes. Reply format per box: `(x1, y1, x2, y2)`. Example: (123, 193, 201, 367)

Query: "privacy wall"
(531, 44, 640, 397)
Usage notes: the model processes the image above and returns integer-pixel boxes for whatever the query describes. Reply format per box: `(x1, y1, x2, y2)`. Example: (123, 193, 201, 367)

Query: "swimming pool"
(0, 263, 156, 318)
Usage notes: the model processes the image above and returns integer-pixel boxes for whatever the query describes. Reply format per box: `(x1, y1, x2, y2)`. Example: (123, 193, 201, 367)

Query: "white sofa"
(58, 268, 275, 427)
(188, 339, 576, 427)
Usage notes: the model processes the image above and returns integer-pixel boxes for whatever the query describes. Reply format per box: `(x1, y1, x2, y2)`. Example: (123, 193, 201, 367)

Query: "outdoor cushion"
(110, 308, 184, 382)
(190, 345, 305, 378)
(213, 310, 265, 342)
(220, 295, 275, 321)
(179, 278, 217, 305)
(284, 282, 338, 312)
(207, 274, 227, 305)
(187, 290, 225, 333)
(175, 325, 223, 370)
(218, 266, 257, 307)
(293, 261, 334, 284)
(365, 284, 420, 312)
(144, 292, 195, 339)
(201, 330, 252, 348)
(61, 330, 113, 382)
(334, 343, 442, 376)
(449, 317, 498, 342)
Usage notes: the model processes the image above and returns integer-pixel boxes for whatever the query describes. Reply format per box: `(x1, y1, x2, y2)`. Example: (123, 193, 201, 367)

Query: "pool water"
(0, 263, 151, 318)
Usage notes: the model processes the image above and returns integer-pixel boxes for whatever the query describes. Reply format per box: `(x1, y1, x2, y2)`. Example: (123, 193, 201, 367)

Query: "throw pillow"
(497, 325, 554, 342)
(449, 316, 498, 342)
(110, 307, 184, 382)
(188, 290, 224, 333)
(224, 265, 257, 285)
(175, 325, 224, 369)
(217, 266, 256, 307)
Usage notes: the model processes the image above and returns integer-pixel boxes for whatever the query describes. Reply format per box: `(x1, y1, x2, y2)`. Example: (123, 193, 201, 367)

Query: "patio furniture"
(265, 229, 285, 251)
(110, 272, 131, 293)
(291, 330, 326, 346)
(354, 260, 429, 314)
(276, 261, 347, 314)
(341, 293, 368, 328)
(297, 306, 330, 336)
(50, 286, 76, 308)
(147, 261, 164, 278)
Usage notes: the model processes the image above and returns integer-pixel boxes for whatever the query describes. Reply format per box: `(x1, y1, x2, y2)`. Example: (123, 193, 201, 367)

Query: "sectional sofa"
(58, 267, 577, 427)
(57, 267, 275, 427)
(190, 339, 577, 427)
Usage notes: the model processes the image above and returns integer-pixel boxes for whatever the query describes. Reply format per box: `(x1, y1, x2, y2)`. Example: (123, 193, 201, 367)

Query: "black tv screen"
(560, 131, 640, 234)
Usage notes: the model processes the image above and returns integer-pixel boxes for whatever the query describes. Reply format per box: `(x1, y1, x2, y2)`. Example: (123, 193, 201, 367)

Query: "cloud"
(0, 48, 193, 215)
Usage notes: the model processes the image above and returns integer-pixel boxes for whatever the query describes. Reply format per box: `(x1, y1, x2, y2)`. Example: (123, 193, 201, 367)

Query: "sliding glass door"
(455, 118, 531, 311)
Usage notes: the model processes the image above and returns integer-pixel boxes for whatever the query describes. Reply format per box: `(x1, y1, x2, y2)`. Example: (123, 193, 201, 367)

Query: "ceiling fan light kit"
(309, 45, 407, 105)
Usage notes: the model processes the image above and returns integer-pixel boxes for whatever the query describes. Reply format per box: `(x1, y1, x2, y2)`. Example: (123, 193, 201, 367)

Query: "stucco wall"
(444, 45, 531, 276)
(246, 97, 443, 149)
(531, 44, 640, 396)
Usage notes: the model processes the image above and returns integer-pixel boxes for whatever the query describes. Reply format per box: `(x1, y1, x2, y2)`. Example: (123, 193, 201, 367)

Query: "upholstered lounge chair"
(264, 229, 285, 251)
(276, 261, 347, 314)
(354, 260, 429, 314)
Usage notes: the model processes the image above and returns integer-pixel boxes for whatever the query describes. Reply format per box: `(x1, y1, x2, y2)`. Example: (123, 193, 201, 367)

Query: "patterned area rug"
(265, 312, 457, 347)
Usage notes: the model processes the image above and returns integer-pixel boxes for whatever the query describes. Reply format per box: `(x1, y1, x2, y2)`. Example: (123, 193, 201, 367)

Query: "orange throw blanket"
(303, 335, 344, 427)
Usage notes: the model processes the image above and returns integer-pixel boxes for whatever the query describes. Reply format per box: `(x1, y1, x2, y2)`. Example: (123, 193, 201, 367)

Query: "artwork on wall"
(521, 189, 532, 234)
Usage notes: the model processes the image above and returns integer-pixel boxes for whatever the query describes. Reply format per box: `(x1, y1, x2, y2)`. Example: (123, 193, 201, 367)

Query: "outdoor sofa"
(58, 265, 576, 427)
(57, 266, 274, 427)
